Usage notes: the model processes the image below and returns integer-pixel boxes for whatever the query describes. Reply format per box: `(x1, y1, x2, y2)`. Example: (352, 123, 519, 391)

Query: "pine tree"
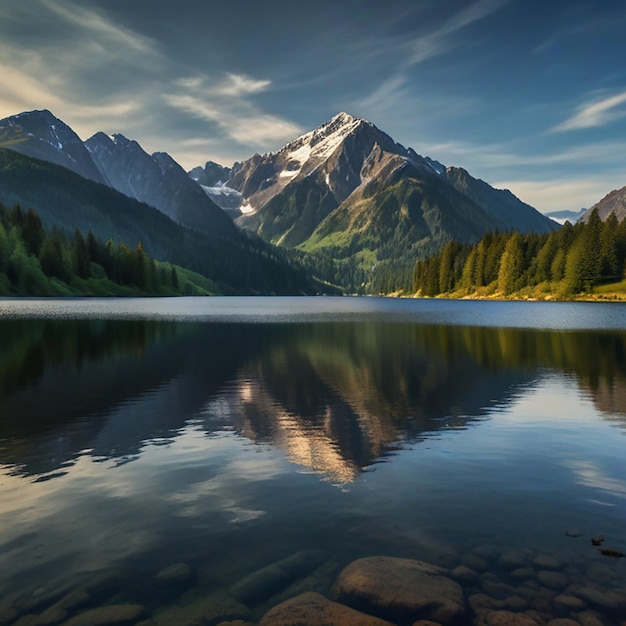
(497, 232, 524, 295)
(39, 228, 68, 280)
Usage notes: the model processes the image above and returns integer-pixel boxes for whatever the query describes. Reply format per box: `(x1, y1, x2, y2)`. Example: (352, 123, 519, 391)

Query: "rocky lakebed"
(2, 536, 625, 626)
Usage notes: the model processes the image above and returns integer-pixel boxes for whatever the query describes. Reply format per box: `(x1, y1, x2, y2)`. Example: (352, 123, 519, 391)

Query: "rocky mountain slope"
(215, 113, 557, 283)
(85, 132, 233, 234)
(580, 185, 626, 223)
(0, 109, 107, 185)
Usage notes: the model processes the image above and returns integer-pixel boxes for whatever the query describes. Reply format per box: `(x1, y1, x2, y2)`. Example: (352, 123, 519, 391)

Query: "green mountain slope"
(0, 148, 315, 294)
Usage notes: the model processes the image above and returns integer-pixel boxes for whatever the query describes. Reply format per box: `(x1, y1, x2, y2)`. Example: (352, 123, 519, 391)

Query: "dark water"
(1, 297, 625, 625)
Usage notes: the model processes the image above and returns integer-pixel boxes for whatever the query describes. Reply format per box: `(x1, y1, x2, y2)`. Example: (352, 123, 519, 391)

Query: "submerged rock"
(498, 550, 529, 570)
(60, 604, 146, 626)
(152, 589, 250, 626)
(451, 565, 480, 585)
(331, 556, 466, 624)
(155, 563, 192, 587)
(259, 591, 394, 625)
(536, 570, 568, 590)
(564, 530, 582, 538)
(230, 550, 325, 605)
(475, 610, 540, 626)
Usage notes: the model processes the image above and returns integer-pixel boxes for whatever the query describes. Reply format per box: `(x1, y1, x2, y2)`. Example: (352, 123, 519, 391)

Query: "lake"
(1, 297, 625, 625)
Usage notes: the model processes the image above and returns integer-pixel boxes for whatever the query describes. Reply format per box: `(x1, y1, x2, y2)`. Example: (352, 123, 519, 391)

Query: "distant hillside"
(580, 185, 626, 223)
(545, 208, 586, 225)
(0, 148, 316, 295)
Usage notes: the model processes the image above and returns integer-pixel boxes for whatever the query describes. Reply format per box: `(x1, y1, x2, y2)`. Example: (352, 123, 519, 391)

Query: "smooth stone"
(498, 550, 529, 570)
(553, 594, 586, 611)
(547, 619, 579, 626)
(332, 556, 465, 624)
(575, 587, 626, 612)
(461, 554, 489, 572)
(258, 592, 394, 626)
(536, 571, 568, 590)
(155, 563, 192, 587)
(531, 587, 556, 613)
(502, 596, 529, 611)
(533, 555, 561, 570)
(471, 545, 499, 561)
(478, 610, 540, 625)
(412, 621, 443, 626)
(61, 604, 145, 626)
(576, 611, 605, 626)
(564, 530, 582, 538)
(152, 589, 251, 626)
(450, 565, 480, 585)
(482, 581, 515, 600)
(510, 568, 535, 581)
(230, 550, 325, 605)
(468, 594, 502, 613)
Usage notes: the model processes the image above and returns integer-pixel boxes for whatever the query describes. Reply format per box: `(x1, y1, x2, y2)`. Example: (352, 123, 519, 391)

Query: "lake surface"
(1, 297, 625, 625)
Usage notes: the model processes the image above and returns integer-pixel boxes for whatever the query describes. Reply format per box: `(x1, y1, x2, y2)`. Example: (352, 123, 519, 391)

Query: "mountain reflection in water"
(1, 319, 625, 483)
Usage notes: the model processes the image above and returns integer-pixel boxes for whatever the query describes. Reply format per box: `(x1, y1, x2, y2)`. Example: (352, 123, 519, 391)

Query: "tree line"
(0, 203, 181, 296)
(412, 209, 626, 297)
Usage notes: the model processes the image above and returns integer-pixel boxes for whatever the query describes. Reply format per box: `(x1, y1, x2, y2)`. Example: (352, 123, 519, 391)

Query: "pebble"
(532, 554, 561, 570)
(155, 563, 192, 587)
(461, 554, 489, 572)
(60, 604, 146, 626)
(536, 571, 568, 590)
(552, 594, 586, 611)
(450, 565, 480, 585)
(509, 567, 535, 581)
(498, 550, 529, 570)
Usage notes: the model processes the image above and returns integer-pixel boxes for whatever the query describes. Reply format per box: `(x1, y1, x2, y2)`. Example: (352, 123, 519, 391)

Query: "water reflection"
(1, 319, 625, 483)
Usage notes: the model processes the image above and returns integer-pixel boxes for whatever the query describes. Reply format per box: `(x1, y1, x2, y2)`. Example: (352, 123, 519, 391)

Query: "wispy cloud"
(409, 0, 508, 65)
(164, 74, 302, 147)
(491, 176, 621, 213)
(362, 0, 508, 114)
(551, 90, 626, 132)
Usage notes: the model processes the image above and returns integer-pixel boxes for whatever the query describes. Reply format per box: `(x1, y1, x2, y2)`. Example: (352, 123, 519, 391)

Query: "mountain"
(227, 114, 555, 247)
(579, 185, 626, 223)
(189, 161, 232, 187)
(545, 208, 586, 225)
(0, 109, 107, 185)
(85, 132, 234, 235)
(222, 113, 556, 288)
(0, 148, 316, 294)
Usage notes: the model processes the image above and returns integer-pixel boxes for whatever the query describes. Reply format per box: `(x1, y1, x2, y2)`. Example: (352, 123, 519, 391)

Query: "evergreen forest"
(412, 209, 626, 299)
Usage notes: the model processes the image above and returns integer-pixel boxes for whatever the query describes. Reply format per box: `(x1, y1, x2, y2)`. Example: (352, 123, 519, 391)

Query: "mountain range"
(192, 113, 557, 288)
(2, 107, 619, 294)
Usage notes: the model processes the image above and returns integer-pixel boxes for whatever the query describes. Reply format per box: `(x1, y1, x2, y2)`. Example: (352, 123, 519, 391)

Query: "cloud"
(164, 74, 303, 148)
(551, 90, 626, 132)
(491, 176, 621, 213)
(409, 0, 508, 65)
(362, 0, 508, 115)
(566, 460, 626, 499)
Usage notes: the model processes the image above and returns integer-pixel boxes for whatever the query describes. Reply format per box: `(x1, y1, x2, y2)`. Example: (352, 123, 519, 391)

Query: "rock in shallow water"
(155, 563, 192, 587)
(60, 604, 146, 626)
(259, 592, 394, 625)
(331, 556, 466, 624)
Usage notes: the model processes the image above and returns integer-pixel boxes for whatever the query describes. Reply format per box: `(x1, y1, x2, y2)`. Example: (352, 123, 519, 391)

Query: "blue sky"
(1, 0, 626, 213)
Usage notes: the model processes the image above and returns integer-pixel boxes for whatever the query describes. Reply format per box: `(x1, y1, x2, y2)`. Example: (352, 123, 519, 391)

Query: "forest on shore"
(412, 209, 626, 300)
(0, 203, 213, 296)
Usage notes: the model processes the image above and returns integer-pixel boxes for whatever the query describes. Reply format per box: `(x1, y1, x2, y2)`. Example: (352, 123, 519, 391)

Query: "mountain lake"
(0, 296, 625, 625)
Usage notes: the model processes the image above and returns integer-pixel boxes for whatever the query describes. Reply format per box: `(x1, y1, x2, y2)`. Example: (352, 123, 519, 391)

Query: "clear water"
(1, 297, 625, 625)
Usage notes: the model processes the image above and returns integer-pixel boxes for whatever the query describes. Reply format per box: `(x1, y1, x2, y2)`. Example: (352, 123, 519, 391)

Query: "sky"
(1, 0, 626, 214)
